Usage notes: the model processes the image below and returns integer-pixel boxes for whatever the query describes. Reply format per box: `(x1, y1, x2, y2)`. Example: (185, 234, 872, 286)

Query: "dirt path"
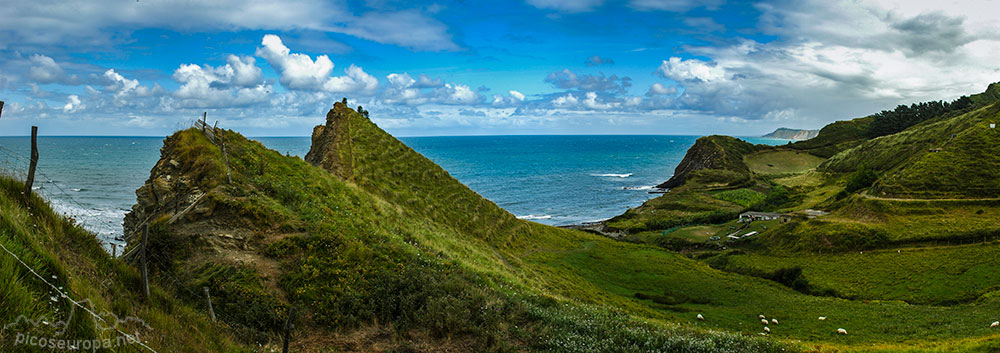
(859, 191, 1000, 202)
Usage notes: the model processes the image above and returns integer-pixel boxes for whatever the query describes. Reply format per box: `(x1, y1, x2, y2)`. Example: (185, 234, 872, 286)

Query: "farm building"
(738, 211, 787, 222)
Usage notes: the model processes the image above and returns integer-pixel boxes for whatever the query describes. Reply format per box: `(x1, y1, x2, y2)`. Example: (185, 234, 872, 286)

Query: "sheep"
(759, 332, 768, 336)
(771, 318, 779, 325)
(818, 316, 827, 321)
(761, 319, 769, 325)
(697, 314, 705, 321)
(837, 328, 848, 335)
(991, 321, 999, 328)
(759, 314, 766, 319)
(764, 326, 771, 333)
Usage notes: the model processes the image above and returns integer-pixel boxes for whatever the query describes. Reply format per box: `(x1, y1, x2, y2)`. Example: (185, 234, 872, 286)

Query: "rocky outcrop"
(122, 130, 260, 261)
(763, 128, 819, 140)
(305, 102, 354, 180)
(123, 135, 215, 245)
(656, 135, 756, 189)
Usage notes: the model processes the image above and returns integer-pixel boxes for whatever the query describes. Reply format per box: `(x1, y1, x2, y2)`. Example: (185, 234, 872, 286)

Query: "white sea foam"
(46, 197, 126, 251)
(517, 214, 553, 220)
(590, 173, 632, 178)
(622, 185, 655, 190)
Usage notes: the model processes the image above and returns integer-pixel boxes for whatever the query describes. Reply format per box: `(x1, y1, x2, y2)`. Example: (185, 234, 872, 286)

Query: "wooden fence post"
(218, 126, 232, 184)
(140, 224, 150, 298)
(112, 243, 117, 258)
(201, 112, 207, 133)
(203, 287, 217, 322)
(24, 126, 38, 196)
(282, 307, 296, 353)
(0, 101, 5, 120)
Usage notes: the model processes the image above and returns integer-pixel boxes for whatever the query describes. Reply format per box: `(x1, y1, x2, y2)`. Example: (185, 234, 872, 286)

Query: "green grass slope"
(745, 150, 825, 175)
(131, 111, 786, 352)
(127, 103, 1000, 352)
(0, 176, 248, 352)
(787, 117, 873, 158)
(877, 103, 1000, 198)
(821, 101, 995, 174)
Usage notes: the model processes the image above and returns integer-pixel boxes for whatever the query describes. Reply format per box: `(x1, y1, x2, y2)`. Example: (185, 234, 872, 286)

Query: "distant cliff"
(762, 128, 818, 140)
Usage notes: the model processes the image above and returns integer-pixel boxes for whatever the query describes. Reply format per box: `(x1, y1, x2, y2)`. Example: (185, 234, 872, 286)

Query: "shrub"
(845, 164, 878, 192)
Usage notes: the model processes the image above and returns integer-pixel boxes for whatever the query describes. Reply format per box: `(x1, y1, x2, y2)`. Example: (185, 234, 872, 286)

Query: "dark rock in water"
(305, 102, 354, 180)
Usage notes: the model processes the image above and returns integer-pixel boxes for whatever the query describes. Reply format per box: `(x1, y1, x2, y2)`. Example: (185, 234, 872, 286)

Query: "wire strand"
(0, 240, 158, 352)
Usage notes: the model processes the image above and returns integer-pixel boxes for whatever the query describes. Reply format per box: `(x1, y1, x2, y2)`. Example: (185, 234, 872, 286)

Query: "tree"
(845, 163, 877, 193)
(867, 95, 977, 138)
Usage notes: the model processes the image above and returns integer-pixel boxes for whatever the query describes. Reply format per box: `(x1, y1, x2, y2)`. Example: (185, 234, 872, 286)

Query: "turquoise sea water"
(0, 135, 790, 250)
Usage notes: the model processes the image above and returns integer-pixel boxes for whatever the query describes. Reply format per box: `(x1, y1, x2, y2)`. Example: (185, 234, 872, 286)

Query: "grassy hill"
(121, 104, 791, 352)
(0, 176, 249, 352)
(110, 101, 1000, 351)
(593, 82, 1000, 351)
(786, 117, 873, 158)
(656, 135, 758, 189)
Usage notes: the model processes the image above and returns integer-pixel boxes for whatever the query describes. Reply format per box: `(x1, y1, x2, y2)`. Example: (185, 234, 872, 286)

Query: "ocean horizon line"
(0, 133, 787, 139)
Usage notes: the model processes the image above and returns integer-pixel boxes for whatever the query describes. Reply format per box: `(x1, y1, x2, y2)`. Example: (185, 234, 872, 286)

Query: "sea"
(0, 135, 791, 251)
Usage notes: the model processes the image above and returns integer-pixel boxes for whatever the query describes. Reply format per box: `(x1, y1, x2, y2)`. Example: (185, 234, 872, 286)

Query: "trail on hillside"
(859, 191, 1000, 202)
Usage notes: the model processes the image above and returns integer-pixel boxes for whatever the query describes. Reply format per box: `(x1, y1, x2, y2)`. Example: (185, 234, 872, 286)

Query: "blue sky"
(1, 0, 999, 136)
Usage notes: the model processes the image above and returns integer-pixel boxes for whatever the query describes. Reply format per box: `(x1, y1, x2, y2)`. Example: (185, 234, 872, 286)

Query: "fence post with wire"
(24, 126, 38, 197)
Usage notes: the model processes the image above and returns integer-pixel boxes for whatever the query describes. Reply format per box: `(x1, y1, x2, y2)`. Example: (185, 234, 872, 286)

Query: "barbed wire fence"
(0, 127, 159, 351)
(0, 119, 299, 352)
(0, 144, 128, 257)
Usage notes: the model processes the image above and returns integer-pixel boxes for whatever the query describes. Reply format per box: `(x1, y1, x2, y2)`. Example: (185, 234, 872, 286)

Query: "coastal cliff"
(762, 128, 818, 140)
(304, 103, 354, 180)
(656, 135, 756, 189)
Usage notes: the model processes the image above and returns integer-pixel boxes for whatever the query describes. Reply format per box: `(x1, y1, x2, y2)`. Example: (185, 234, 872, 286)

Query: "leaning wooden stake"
(0, 101, 5, 120)
(203, 287, 217, 322)
(219, 128, 232, 184)
(24, 126, 38, 196)
(140, 224, 150, 298)
(282, 307, 296, 353)
(111, 243, 117, 258)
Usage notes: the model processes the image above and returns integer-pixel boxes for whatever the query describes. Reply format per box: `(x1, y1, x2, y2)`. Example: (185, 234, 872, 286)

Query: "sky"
(0, 0, 999, 137)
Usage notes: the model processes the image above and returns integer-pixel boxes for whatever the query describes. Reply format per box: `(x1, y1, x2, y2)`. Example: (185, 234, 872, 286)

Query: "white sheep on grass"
(764, 326, 771, 333)
(697, 314, 704, 320)
(837, 328, 848, 335)
(991, 321, 999, 328)
(771, 318, 779, 325)
(761, 319, 769, 325)
(759, 314, 766, 319)
(818, 316, 827, 321)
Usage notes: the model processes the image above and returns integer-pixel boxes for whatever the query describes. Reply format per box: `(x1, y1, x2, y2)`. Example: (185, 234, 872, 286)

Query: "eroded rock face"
(657, 135, 756, 189)
(305, 102, 354, 180)
(123, 137, 210, 244)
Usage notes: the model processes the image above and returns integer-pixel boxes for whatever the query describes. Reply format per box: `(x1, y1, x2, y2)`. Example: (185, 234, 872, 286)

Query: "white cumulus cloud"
(658, 57, 727, 82)
(62, 94, 82, 112)
(256, 34, 377, 94)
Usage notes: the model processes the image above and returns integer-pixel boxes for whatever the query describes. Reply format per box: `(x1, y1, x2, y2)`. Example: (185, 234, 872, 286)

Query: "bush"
(845, 164, 878, 193)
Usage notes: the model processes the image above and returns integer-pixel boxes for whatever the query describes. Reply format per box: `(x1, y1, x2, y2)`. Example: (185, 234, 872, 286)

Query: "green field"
(745, 150, 825, 175)
(713, 243, 1000, 305)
